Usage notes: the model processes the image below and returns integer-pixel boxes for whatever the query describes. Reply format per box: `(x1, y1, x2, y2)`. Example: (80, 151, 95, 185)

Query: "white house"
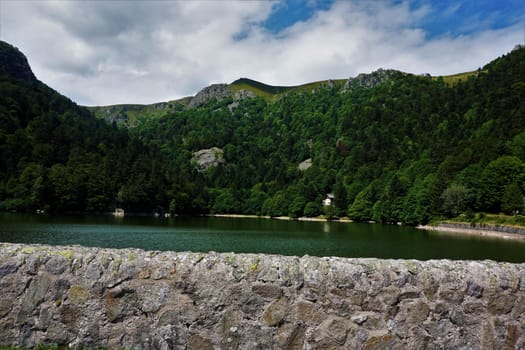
(113, 208, 125, 217)
(322, 193, 335, 206)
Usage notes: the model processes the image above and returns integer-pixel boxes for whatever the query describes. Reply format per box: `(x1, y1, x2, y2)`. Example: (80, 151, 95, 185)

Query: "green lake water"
(1, 214, 525, 262)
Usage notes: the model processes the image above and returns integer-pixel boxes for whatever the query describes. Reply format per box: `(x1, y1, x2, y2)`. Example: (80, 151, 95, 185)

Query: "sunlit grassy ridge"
(230, 77, 346, 100)
(434, 70, 480, 85)
(230, 78, 294, 98)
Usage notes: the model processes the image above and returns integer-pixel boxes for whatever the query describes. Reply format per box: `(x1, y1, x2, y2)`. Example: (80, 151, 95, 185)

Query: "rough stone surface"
(298, 158, 312, 171)
(187, 84, 232, 109)
(0, 243, 524, 349)
(439, 222, 525, 236)
(192, 147, 225, 172)
(343, 68, 400, 90)
(233, 89, 255, 101)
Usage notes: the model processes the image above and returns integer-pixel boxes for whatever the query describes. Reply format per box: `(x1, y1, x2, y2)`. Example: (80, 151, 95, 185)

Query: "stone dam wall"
(438, 222, 525, 236)
(0, 244, 524, 349)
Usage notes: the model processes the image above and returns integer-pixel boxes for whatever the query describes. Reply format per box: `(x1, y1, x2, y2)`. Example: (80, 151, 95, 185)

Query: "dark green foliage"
(288, 196, 306, 218)
(0, 41, 36, 82)
(303, 201, 321, 217)
(501, 182, 524, 215)
(2, 40, 525, 224)
(441, 184, 472, 217)
(476, 156, 525, 212)
(0, 41, 176, 214)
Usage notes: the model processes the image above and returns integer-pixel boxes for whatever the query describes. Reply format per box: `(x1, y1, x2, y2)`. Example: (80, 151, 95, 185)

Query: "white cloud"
(0, 0, 522, 105)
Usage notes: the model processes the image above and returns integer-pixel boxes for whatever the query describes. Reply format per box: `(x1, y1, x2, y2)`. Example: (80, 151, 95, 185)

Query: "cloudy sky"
(1, 0, 524, 106)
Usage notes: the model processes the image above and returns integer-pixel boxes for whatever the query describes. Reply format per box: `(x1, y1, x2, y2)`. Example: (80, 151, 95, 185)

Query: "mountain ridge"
(89, 68, 482, 127)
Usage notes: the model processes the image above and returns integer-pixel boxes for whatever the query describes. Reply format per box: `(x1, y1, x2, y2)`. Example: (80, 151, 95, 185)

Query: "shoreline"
(207, 213, 353, 223)
(417, 224, 525, 242)
(210, 214, 525, 241)
(208, 213, 270, 219)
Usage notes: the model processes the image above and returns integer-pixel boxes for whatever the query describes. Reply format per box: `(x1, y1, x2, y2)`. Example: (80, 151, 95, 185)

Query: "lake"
(1, 214, 525, 262)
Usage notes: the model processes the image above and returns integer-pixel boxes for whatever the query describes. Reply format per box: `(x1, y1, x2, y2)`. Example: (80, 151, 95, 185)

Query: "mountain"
(88, 77, 347, 127)
(0, 41, 187, 214)
(0, 42, 36, 82)
(1, 39, 525, 225)
(89, 69, 477, 128)
(129, 46, 525, 223)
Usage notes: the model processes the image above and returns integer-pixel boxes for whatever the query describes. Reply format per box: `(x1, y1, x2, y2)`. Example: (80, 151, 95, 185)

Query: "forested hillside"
(134, 47, 525, 224)
(0, 41, 176, 213)
(1, 40, 524, 225)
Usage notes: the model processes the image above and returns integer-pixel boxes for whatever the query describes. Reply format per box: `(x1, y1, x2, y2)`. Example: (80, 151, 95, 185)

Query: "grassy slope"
(433, 70, 480, 85)
(230, 77, 346, 101)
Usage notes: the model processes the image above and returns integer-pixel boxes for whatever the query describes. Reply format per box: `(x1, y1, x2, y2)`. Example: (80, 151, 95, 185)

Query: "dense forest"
(1, 40, 524, 225)
(0, 41, 174, 214)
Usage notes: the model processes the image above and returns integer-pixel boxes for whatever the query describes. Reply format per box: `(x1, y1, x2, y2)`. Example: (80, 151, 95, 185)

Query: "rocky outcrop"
(298, 158, 312, 171)
(89, 102, 180, 128)
(187, 84, 232, 109)
(192, 147, 225, 172)
(227, 90, 256, 112)
(343, 68, 400, 90)
(233, 89, 255, 101)
(0, 243, 524, 349)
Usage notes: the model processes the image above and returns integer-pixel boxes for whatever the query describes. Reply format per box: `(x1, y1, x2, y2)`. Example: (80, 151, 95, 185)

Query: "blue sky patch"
(416, 0, 525, 39)
(262, 0, 525, 39)
(263, 0, 335, 33)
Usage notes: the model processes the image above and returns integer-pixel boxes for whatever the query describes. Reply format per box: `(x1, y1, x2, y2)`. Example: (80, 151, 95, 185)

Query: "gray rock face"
(298, 158, 312, 171)
(0, 243, 525, 349)
(343, 68, 400, 90)
(233, 89, 255, 101)
(187, 84, 232, 109)
(192, 147, 225, 172)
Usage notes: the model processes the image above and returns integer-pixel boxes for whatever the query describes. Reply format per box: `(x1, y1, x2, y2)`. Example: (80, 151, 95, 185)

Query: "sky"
(1, 0, 524, 106)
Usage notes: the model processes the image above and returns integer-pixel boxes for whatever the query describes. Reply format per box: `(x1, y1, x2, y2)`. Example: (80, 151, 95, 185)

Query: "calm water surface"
(1, 214, 525, 262)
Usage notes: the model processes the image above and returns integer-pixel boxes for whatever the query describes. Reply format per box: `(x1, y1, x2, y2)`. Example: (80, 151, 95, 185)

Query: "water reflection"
(1, 214, 525, 262)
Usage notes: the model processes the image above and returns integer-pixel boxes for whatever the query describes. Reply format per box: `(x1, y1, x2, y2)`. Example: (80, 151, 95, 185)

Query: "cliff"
(343, 68, 400, 90)
(0, 243, 524, 349)
(186, 84, 232, 109)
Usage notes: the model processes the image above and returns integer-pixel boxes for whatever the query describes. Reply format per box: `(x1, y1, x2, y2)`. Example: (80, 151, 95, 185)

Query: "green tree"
(348, 187, 374, 221)
(441, 184, 471, 217)
(323, 204, 337, 219)
(211, 189, 239, 214)
(333, 178, 348, 216)
(477, 156, 525, 212)
(288, 196, 306, 218)
(245, 184, 268, 215)
(262, 193, 288, 217)
(501, 182, 523, 215)
(303, 201, 321, 217)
